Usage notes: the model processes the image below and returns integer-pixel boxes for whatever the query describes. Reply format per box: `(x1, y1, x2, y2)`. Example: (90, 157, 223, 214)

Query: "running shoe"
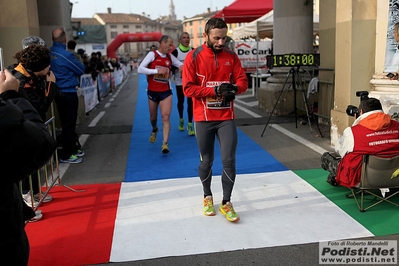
(178, 118, 184, 131)
(60, 154, 82, 164)
(29, 210, 43, 223)
(161, 142, 169, 154)
(187, 122, 195, 136)
(34, 192, 53, 203)
(149, 128, 158, 143)
(203, 195, 216, 216)
(23, 193, 39, 208)
(74, 149, 85, 157)
(219, 201, 240, 222)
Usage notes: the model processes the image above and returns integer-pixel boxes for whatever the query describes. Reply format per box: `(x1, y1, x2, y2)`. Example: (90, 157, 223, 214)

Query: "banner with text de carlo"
(235, 40, 272, 73)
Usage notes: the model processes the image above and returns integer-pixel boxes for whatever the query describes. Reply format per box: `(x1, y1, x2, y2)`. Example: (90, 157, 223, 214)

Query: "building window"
(111, 31, 118, 39)
(136, 25, 142, 29)
(110, 25, 117, 29)
(123, 25, 129, 29)
(190, 21, 193, 26)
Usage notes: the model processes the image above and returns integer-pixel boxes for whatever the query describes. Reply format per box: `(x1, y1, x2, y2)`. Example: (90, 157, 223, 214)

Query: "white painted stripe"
(234, 103, 262, 118)
(236, 94, 255, 99)
(246, 101, 259, 107)
(235, 100, 329, 154)
(110, 172, 372, 262)
(235, 98, 259, 107)
(89, 111, 105, 127)
(271, 124, 328, 155)
(104, 102, 111, 108)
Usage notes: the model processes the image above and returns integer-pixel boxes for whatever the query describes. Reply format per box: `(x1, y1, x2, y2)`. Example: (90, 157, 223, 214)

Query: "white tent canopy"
(233, 10, 319, 40)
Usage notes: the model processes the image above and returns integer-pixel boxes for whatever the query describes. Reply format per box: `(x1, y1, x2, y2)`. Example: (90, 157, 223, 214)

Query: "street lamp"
(70, 1, 78, 17)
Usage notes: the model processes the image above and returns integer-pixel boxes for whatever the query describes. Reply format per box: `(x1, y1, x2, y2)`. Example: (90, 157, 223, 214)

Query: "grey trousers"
(195, 120, 238, 202)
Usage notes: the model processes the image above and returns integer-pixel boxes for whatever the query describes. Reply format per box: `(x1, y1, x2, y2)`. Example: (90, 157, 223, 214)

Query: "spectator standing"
(138, 35, 183, 153)
(182, 18, 248, 222)
(96, 51, 105, 72)
(67, 40, 83, 63)
(129, 58, 134, 71)
(10, 42, 61, 209)
(171, 32, 194, 135)
(0, 69, 56, 265)
(77, 48, 88, 66)
(50, 26, 85, 163)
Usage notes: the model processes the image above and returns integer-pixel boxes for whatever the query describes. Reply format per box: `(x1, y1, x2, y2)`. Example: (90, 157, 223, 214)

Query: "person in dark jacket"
(50, 26, 85, 163)
(9, 40, 61, 208)
(12, 44, 61, 122)
(0, 69, 57, 265)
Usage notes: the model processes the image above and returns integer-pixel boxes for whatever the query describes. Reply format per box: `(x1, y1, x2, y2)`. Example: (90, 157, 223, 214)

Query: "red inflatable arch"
(106, 32, 163, 59)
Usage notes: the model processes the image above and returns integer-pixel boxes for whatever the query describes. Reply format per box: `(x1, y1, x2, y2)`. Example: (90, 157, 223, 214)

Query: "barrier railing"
(21, 66, 129, 212)
(20, 103, 85, 212)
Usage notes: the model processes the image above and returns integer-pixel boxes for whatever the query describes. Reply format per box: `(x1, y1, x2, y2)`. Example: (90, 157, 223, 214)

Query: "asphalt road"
(60, 71, 398, 266)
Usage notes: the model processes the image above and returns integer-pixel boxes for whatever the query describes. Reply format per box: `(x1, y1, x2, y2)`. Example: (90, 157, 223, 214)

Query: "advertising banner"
(80, 74, 99, 113)
(98, 72, 111, 98)
(235, 40, 272, 73)
(113, 69, 124, 87)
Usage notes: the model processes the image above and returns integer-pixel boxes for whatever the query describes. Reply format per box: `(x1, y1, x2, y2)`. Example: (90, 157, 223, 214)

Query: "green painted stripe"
(294, 168, 399, 236)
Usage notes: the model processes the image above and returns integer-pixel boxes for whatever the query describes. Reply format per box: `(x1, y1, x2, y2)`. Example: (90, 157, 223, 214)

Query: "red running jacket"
(182, 43, 248, 122)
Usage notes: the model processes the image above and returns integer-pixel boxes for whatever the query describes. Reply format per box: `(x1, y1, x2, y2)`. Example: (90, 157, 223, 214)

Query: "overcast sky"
(71, 0, 234, 20)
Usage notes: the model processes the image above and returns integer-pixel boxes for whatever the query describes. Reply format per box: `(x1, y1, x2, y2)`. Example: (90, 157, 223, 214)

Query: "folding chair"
(348, 154, 399, 212)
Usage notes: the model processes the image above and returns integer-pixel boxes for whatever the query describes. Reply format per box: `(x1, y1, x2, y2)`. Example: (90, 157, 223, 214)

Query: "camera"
(345, 91, 369, 118)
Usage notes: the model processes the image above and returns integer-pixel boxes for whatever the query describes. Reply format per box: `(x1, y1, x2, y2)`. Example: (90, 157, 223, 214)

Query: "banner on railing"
(113, 69, 124, 87)
(80, 74, 99, 113)
(98, 72, 111, 98)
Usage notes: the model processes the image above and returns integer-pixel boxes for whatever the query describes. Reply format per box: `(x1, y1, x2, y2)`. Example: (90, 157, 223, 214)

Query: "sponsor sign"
(80, 74, 99, 112)
(235, 41, 272, 73)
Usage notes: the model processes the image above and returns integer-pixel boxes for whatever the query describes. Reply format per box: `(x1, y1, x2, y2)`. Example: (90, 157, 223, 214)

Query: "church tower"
(169, 0, 176, 20)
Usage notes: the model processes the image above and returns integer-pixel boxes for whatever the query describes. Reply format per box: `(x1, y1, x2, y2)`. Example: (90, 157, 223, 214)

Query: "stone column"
(0, 0, 41, 66)
(37, 0, 74, 46)
(0, 0, 73, 66)
(330, 0, 377, 144)
(258, 0, 314, 115)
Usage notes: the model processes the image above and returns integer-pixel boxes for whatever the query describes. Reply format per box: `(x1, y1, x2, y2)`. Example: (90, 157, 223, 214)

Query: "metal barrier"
(21, 103, 85, 212)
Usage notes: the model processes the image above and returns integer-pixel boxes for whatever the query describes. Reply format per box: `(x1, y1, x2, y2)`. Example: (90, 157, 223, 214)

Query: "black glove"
(214, 83, 238, 96)
(221, 90, 236, 106)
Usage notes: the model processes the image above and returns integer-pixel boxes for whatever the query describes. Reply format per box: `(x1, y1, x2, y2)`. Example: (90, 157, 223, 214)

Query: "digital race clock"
(267, 54, 320, 68)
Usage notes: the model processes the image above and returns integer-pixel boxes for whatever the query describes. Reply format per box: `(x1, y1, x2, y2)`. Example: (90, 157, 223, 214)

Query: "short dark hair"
(14, 44, 51, 72)
(205, 18, 227, 35)
(67, 40, 77, 50)
(359, 98, 382, 113)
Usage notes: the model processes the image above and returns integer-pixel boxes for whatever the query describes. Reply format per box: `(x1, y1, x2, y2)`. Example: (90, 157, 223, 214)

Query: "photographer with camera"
(321, 93, 399, 187)
(182, 18, 247, 222)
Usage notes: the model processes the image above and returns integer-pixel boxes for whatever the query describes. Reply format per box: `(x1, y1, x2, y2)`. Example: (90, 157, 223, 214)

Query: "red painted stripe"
(26, 183, 121, 266)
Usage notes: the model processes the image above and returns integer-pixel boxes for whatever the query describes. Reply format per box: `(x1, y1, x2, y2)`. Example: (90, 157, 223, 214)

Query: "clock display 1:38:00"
(272, 54, 316, 67)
